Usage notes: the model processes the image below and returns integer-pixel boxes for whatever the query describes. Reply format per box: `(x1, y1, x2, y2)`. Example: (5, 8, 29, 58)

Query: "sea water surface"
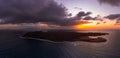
(0, 30, 120, 58)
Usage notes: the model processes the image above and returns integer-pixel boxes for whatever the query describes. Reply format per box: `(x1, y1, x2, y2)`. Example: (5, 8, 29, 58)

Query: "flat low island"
(22, 30, 109, 42)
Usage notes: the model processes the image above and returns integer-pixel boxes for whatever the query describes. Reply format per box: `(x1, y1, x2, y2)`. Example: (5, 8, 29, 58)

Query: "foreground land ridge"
(23, 30, 109, 42)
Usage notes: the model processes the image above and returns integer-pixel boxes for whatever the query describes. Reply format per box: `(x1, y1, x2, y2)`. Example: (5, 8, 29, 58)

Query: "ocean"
(0, 30, 120, 58)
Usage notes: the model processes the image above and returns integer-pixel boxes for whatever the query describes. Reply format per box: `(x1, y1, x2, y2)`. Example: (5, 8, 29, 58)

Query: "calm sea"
(0, 30, 120, 58)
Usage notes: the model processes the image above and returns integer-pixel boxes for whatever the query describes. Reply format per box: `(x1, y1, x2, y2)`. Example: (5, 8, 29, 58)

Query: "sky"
(55, 0, 120, 17)
(54, 0, 120, 30)
(0, 0, 119, 30)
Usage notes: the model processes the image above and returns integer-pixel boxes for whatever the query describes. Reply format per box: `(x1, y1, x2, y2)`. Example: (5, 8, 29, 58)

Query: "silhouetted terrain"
(23, 30, 109, 42)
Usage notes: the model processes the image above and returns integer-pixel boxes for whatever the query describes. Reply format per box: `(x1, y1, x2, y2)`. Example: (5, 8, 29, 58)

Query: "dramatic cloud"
(97, 0, 120, 25)
(105, 14, 120, 19)
(115, 18, 120, 25)
(0, 0, 67, 24)
(83, 16, 93, 20)
(42, 18, 90, 26)
(1, 0, 117, 27)
(105, 14, 120, 25)
(76, 11, 92, 18)
(0, 0, 92, 26)
(98, 0, 120, 6)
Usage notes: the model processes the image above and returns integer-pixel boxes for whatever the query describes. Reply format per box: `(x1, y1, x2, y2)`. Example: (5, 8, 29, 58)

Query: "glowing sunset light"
(73, 20, 120, 30)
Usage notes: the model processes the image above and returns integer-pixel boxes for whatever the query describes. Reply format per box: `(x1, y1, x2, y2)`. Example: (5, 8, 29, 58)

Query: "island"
(22, 30, 109, 42)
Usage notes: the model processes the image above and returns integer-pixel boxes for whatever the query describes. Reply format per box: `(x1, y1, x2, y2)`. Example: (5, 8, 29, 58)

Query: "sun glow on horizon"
(73, 20, 120, 30)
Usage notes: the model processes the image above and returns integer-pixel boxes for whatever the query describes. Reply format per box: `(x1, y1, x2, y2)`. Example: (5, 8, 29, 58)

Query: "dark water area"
(0, 30, 120, 58)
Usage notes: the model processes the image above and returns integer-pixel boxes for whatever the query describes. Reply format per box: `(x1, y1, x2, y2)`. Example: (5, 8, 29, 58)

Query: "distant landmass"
(22, 30, 109, 42)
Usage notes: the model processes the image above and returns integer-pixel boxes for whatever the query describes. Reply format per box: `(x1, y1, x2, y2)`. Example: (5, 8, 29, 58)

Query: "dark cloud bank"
(105, 14, 120, 25)
(105, 14, 120, 19)
(0, 0, 120, 27)
(98, 0, 120, 6)
(0, 0, 91, 26)
(0, 0, 65, 25)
